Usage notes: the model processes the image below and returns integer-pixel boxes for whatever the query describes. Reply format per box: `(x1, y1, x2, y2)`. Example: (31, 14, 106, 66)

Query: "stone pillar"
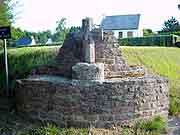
(84, 39, 95, 63)
(82, 18, 93, 39)
(82, 18, 95, 63)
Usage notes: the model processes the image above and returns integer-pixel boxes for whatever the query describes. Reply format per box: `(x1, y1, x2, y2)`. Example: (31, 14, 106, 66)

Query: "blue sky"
(13, 0, 180, 32)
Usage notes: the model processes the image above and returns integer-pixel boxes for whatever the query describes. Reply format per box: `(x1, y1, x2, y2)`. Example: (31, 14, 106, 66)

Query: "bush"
(134, 116, 167, 135)
(158, 31, 180, 36)
(122, 128, 135, 135)
(140, 116, 167, 132)
(29, 124, 59, 135)
(20, 123, 88, 135)
(0, 40, 3, 47)
(169, 96, 180, 115)
(119, 34, 179, 47)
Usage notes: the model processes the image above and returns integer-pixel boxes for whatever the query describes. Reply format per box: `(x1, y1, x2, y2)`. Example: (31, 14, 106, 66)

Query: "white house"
(101, 14, 143, 39)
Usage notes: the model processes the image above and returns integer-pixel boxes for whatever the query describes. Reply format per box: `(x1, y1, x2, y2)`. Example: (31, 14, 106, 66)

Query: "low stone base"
(15, 75, 169, 128)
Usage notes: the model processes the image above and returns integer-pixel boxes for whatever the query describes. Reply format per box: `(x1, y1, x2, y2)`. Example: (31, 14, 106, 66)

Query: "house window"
(118, 32, 123, 39)
(127, 31, 133, 37)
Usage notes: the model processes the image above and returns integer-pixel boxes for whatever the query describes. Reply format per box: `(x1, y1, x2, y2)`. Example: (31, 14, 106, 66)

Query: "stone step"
(105, 70, 145, 78)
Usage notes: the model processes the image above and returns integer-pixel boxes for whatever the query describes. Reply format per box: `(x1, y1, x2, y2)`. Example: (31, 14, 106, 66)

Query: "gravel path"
(168, 117, 180, 135)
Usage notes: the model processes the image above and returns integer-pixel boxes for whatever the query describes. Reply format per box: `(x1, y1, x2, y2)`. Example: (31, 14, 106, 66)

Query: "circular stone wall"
(15, 75, 169, 128)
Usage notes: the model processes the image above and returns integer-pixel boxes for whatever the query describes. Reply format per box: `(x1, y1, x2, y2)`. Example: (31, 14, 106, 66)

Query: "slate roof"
(101, 14, 140, 30)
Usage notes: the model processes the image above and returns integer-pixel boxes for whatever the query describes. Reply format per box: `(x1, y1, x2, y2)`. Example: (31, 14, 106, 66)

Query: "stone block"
(83, 40, 95, 63)
(99, 114, 114, 121)
(72, 62, 104, 80)
(84, 114, 99, 121)
(66, 120, 90, 128)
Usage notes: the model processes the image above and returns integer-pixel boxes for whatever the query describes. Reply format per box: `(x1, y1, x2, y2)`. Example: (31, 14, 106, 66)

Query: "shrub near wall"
(119, 35, 179, 47)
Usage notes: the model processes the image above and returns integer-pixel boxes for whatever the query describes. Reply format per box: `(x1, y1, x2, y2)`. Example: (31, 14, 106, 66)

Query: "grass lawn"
(121, 46, 180, 115)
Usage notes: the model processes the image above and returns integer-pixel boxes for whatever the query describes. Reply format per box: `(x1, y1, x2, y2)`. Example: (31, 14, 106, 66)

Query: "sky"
(13, 0, 180, 32)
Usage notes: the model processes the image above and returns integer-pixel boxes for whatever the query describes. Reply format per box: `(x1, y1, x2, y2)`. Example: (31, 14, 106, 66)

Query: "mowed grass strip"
(121, 46, 180, 115)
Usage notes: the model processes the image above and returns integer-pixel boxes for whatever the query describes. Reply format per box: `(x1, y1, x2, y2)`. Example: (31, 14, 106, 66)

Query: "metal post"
(3, 39, 9, 96)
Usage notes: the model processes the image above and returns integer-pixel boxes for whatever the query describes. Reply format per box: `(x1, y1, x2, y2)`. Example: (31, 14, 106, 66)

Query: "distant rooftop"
(101, 14, 140, 30)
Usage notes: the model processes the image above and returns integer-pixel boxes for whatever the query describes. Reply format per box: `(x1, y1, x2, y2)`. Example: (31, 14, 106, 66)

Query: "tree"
(162, 17, 180, 32)
(11, 28, 53, 45)
(143, 29, 156, 36)
(11, 27, 25, 40)
(0, 0, 20, 47)
(69, 26, 81, 33)
(0, 0, 13, 26)
(56, 17, 66, 32)
(34, 30, 52, 44)
(52, 18, 69, 43)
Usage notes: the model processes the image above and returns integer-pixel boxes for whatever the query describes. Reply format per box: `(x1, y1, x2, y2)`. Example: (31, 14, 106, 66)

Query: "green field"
(121, 46, 180, 115)
(0, 46, 180, 115)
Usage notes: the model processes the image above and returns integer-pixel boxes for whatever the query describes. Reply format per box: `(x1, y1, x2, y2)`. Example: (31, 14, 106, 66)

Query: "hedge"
(119, 34, 180, 47)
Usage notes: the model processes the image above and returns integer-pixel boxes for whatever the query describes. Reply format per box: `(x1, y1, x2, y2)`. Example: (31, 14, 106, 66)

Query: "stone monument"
(15, 18, 169, 128)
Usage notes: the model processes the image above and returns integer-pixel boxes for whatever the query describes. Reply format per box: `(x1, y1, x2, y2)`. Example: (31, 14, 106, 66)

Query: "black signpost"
(0, 26, 11, 96)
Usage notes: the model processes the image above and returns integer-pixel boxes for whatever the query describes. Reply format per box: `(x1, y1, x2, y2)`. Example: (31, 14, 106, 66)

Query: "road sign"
(0, 26, 11, 39)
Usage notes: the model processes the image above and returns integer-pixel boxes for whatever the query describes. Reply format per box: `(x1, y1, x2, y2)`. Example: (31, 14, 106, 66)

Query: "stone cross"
(82, 18, 95, 63)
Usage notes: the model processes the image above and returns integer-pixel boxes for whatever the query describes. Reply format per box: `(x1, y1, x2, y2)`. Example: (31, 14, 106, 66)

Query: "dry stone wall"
(16, 75, 169, 128)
